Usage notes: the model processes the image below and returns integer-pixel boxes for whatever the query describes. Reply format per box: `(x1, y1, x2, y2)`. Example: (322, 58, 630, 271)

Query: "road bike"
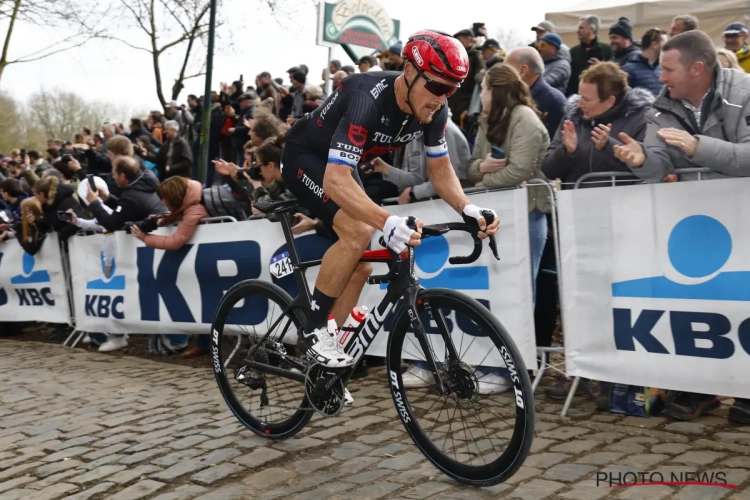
(211, 199, 534, 486)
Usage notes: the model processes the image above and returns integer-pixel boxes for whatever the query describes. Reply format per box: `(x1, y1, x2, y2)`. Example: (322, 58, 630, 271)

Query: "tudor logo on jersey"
(348, 124, 368, 147)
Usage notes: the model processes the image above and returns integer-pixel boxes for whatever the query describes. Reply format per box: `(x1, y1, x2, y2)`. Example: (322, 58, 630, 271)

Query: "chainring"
(304, 362, 345, 417)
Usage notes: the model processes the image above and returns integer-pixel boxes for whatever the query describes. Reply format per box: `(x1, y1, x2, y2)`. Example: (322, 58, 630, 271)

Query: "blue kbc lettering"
(10, 252, 54, 306)
(86, 251, 126, 319)
(613, 215, 750, 359)
(137, 241, 261, 324)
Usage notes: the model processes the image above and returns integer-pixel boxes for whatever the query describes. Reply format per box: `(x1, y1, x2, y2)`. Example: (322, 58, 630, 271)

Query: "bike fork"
(403, 285, 448, 395)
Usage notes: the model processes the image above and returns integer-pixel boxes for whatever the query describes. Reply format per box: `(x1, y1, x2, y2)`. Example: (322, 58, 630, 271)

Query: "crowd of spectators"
(0, 14, 747, 424)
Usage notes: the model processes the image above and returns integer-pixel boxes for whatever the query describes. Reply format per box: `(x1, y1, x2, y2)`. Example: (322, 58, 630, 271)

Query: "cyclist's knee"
(353, 262, 373, 281)
(340, 221, 373, 253)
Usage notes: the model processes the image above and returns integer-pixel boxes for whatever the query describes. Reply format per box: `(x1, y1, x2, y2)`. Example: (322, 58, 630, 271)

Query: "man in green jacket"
(614, 30, 750, 423)
(566, 14, 613, 96)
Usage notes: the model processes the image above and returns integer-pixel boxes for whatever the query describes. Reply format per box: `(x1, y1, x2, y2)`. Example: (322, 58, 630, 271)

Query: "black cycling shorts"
(281, 141, 364, 241)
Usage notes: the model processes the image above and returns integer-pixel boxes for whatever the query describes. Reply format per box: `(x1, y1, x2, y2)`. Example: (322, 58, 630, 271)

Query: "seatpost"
(279, 212, 312, 302)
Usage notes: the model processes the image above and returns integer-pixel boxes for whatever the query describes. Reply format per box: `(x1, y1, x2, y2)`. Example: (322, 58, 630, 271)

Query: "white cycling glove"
(383, 215, 418, 253)
(463, 204, 497, 229)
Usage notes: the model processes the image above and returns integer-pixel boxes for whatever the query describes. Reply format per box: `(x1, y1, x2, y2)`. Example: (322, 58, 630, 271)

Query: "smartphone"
(20, 149, 26, 160)
(87, 174, 96, 192)
(0, 212, 9, 223)
(472, 23, 485, 37)
(57, 211, 73, 222)
(491, 146, 506, 160)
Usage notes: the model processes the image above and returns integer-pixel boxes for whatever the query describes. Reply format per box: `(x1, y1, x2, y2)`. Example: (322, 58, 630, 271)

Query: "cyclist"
(281, 30, 500, 368)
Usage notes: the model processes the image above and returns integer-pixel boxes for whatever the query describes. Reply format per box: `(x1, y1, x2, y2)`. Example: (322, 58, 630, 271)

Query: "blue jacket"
(622, 53, 663, 97)
(530, 77, 567, 141)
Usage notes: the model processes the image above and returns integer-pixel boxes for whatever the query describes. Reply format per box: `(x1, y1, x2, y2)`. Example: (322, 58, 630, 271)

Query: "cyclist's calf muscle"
(324, 163, 390, 231)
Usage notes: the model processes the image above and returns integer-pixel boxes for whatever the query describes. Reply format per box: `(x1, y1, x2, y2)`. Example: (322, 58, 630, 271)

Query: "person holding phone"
(29, 176, 84, 242)
(467, 64, 551, 305)
(566, 15, 613, 96)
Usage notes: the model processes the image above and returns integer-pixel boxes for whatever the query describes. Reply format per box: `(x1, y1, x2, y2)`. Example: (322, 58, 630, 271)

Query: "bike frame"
(244, 211, 459, 392)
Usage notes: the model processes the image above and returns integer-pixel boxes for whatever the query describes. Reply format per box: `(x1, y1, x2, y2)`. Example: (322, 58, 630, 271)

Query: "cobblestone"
(1, 340, 749, 500)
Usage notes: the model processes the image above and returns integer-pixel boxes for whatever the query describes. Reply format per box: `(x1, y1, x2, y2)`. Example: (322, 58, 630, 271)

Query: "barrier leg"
(532, 350, 547, 393)
(561, 376, 581, 417)
(69, 330, 85, 348)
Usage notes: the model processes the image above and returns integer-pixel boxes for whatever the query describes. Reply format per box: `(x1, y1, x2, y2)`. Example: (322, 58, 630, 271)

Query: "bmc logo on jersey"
(348, 124, 367, 147)
(411, 46, 423, 66)
(456, 65, 466, 71)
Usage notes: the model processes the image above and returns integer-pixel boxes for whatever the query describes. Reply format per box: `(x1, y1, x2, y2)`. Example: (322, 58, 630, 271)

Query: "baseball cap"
(238, 92, 256, 101)
(453, 29, 474, 38)
(540, 33, 562, 49)
(723, 22, 749, 35)
(168, 100, 178, 107)
(532, 21, 555, 32)
(389, 41, 403, 54)
(480, 39, 501, 50)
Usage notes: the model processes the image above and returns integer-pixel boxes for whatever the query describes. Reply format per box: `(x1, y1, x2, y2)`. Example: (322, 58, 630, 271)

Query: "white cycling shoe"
(302, 327, 355, 369)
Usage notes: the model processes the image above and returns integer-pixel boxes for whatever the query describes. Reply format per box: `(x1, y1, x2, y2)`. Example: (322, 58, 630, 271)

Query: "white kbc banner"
(0, 233, 70, 323)
(558, 178, 750, 398)
(67, 189, 537, 367)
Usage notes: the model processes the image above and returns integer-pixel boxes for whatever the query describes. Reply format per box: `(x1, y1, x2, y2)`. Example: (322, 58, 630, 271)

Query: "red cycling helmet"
(402, 30, 469, 83)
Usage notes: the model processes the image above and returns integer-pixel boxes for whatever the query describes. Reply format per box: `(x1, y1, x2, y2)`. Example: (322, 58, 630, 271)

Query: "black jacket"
(232, 105, 255, 151)
(542, 87, 654, 188)
(144, 136, 193, 180)
(612, 45, 641, 67)
(37, 183, 85, 241)
(89, 170, 167, 231)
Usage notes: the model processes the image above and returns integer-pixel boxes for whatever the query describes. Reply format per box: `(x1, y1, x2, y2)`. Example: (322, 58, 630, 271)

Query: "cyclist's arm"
(323, 91, 391, 230)
(423, 107, 471, 214)
(325, 164, 390, 230)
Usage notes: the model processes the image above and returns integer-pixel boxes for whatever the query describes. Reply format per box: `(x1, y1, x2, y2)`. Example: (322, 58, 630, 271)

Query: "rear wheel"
(386, 288, 534, 486)
(211, 280, 313, 438)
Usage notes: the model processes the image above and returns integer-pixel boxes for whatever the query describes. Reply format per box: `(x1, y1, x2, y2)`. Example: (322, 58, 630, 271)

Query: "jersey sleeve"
(423, 105, 450, 159)
(328, 91, 378, 168)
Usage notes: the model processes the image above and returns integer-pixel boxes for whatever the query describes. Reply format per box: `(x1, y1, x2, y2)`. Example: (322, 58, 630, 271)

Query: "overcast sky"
(1, 0, 581, 116)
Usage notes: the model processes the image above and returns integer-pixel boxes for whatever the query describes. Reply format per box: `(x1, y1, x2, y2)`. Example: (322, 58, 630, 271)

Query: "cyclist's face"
(407, 66, 452, 123)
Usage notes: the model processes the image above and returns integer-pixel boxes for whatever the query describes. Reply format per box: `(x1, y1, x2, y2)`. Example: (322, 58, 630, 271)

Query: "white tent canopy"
(546, 0, 750, 47)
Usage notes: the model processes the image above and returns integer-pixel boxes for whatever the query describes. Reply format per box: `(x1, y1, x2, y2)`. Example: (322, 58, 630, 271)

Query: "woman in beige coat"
(467, 63, 551, 303)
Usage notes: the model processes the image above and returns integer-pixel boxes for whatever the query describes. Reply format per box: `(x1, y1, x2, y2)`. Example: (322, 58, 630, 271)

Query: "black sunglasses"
(417, 68, 460, 97)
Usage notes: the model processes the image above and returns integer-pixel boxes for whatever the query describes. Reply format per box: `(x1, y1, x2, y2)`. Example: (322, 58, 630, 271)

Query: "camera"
(238, 164, 263, 181)
(124, 217, 159, 234)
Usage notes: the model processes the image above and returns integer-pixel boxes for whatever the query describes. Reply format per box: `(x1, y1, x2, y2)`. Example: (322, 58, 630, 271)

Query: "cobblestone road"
(1, 340, 749, 500)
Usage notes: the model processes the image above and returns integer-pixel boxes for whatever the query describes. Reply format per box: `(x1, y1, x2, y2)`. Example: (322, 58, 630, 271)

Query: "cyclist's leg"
(315, 212, 373, 323)
(331, 262, 372, 326)
(281, 148, 371, 367)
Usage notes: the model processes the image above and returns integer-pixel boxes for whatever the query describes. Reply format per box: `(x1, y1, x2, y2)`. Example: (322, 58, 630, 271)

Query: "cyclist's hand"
(291, 213, 317, 234)
(383, 215, 422, 253)
(463, 204, 499, 239)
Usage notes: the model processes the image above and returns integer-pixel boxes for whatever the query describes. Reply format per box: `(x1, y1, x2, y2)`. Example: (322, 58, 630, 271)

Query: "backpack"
(202, 184, 247, 221)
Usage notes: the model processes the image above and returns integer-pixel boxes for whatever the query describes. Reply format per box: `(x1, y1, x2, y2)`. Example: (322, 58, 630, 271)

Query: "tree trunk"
(0, 0, 22, 84)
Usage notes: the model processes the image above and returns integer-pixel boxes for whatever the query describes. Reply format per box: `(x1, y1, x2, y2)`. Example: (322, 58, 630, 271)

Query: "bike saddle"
(253, 199, 299, 214)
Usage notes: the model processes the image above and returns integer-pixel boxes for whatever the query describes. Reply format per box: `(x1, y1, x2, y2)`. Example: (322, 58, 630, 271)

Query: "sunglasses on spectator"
(418, 68, 460, 97)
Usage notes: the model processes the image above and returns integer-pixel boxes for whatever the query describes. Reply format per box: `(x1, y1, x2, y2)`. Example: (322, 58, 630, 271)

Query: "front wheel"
(386, 288, 534, 486)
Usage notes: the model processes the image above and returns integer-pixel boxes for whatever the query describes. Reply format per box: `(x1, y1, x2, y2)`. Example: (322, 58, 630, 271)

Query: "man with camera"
(84, 156, 166, 233)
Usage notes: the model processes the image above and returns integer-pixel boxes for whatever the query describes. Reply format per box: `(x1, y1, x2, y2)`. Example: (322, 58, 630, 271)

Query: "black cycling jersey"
(284, 71, 449, 168)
